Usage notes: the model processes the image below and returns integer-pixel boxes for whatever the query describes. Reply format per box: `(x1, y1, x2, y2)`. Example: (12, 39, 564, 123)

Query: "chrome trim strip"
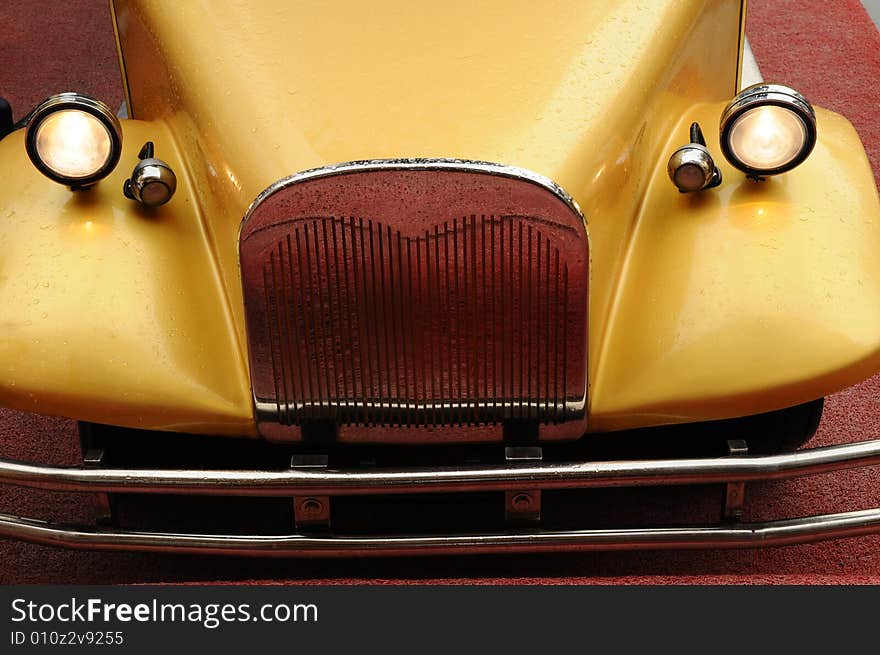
(2, 508, 880, 556)
(109, 1, 134, 119)
(240, 158, 587, 239)
(0, 438, 879, 497)
(253, 397, 589, 419)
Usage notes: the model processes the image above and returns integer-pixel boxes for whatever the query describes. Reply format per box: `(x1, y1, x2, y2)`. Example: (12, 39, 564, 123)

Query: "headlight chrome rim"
(24, 92, 122, 187)
(720, 83, 816, 177)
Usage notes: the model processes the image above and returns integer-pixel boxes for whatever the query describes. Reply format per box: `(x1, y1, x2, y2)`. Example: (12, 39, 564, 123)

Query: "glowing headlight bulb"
(24, 93, 122, 188)
(727, 105, 808, 172)
(34, 110, 113, 179)
(720, 84, 816, 178)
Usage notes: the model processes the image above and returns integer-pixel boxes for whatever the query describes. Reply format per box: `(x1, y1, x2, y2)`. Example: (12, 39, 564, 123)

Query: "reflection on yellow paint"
(223, 165, 241, 192)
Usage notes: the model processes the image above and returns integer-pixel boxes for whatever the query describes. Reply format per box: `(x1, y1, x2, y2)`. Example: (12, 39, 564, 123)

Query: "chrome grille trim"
(241, 159, 586, 227)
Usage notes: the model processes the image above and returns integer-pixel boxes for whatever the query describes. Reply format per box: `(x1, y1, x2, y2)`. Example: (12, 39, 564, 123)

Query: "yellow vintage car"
(1, 0, 880, 556)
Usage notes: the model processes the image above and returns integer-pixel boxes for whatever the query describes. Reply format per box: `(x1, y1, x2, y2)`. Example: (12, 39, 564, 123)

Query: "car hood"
(115, 0, 739, 206)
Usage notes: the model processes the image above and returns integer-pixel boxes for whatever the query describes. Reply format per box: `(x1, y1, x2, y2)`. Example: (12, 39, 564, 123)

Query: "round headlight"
(25, 93, 122, 188)
(720, 83, 816, 177)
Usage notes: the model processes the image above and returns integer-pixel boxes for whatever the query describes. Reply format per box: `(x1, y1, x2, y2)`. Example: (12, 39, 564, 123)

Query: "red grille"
(241, 162, 588, 442)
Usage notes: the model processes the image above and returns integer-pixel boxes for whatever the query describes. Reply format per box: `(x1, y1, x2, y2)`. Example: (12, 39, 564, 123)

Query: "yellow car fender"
(590, 104, 880, 430)
(0, 121, 255, 435)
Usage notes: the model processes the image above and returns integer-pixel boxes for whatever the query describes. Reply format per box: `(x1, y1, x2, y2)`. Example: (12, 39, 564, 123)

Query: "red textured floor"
(1, 0, 879, 584)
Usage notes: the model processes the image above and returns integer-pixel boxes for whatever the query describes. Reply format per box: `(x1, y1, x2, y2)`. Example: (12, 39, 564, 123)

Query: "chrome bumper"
(2, 438, 880, 556)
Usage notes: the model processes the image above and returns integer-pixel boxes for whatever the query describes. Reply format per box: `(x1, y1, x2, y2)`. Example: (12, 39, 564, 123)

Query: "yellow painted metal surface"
(2, 0, 879, 436)
(0, 122, 254, 435)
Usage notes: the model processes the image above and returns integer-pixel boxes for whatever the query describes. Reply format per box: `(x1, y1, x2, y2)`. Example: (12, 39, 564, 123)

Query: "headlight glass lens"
(673, 163, 706, 191)
(34, 109, 113, 179)
(727, 105, 807, 172)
